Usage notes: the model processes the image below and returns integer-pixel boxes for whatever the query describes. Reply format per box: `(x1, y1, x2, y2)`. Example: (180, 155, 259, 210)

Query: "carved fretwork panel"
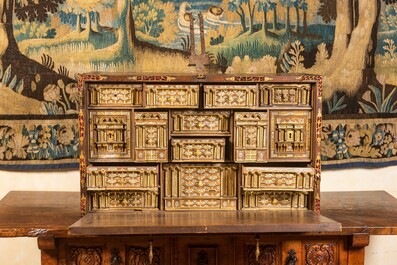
(89, 190, 159, 211)
(172, 111, 230, 135)
(128, 247, 160, 265)
(247, 245, 277, 265)
(89, 110, 131, 160)
(305, 243, 337, 265)
(260, 84, 311, 106)
(145, 84, 199, 108)
(242, 191, 309, 209)
(164, 164, 238, 210)
(134, 112, 168, 162)
(89, 84, 142, 106)
(234, 112, 268, 163)
(189, 247, 218, 265)
(171, 138, 225, 162)
(204, 85, 258, 108)
(270, 111, 311, 160)
(68, 247, 102, 265)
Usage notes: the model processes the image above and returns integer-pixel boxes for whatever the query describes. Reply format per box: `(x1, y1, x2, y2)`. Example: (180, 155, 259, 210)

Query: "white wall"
(0, 167, 397, 264)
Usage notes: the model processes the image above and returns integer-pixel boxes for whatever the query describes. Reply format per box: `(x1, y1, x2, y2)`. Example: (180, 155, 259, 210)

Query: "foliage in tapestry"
(1, 0, 397, 168)
(0, 124, 79, 161)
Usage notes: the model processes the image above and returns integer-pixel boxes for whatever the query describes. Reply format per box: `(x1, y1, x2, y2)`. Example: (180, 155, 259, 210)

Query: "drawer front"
(145, 84, 199, 108)
(164, 164, 238, 210)
(134, 112, 168, 162)
(172, 111, 230, 135)
(204, 85, 258, 108)
(88, 83, 142, 106)
(234, 112, 268, 163)
(171, 138, 225, 162)
(89, 190, 159, 210)
(242, 167, 314, 190)
(242, 191, 309, 210)
(86, 166, 159, 189)
(89, 110, 131, 160)
(260, 84, 311, 106)
(270, 110, 311, 160)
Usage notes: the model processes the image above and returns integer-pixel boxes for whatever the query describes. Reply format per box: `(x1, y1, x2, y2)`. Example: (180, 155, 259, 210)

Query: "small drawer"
(88, 84, 143, 106)
(145, 84, 199, 108)
(172, 111, 230, 135)
(86, 166, 159, 189)
(171, 138, 225, 162)
(204, 84, 258, 108)
(242, 166, 314, 190)
(260, 84, 311, 106)
(163, 164, 238, 210)
(89, 190, 159, 211)
(89, 110, 131, 160)
(242, 191, 309, 210)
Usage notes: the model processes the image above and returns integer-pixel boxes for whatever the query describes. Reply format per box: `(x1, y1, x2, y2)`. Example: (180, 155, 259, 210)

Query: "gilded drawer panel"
(89, 190, 159, 211)
(89, 84, 142, 106)
(204, 85, 257, 108)
(242, 167, 314, 190)
(89, 110, 131, 160)
(145, 84, 199, 108)
(171, 139, 225, 162)
(270, 110, 311, 160)
(260, 84, 311, 106)
(163, 164, 238, 210)
(242, 191, 309, 210)
(134, 112, 168, 162)
(172, 111, 230, 135)
(234, 112, 268, 163)
(86, 166, 159, 190)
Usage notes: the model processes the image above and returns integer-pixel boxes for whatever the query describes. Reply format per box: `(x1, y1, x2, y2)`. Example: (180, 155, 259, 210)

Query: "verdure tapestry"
(0, 0, 396, 169)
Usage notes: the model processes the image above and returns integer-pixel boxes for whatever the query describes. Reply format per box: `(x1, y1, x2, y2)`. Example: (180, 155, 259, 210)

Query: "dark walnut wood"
(321, 191, 397, 235)
(68, 210, 340, 236)
(0, 191, 80, 237)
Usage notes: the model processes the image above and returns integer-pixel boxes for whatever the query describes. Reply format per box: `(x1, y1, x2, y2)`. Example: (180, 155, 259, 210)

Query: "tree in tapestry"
(0, 0, 396, 168)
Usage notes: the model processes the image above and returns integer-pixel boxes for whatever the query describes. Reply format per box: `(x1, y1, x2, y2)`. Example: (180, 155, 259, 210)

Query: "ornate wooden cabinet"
(78, 73, 322, 214)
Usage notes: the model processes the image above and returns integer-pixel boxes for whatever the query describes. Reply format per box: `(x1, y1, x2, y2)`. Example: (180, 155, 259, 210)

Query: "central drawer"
(171, 138, 226, 162)
(163, 164, 238, 210)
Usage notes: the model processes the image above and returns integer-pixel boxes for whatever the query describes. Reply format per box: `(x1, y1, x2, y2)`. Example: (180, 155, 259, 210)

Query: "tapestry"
(0, 0, 396, 169)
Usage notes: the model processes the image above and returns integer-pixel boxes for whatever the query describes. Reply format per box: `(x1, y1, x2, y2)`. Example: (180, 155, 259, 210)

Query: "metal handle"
(255, 236, 260, 262)
(148, 240, 153, 264)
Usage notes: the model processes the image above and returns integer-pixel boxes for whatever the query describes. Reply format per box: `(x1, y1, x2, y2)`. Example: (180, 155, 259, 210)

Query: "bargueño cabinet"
(72, 73, 344, 265)
(78, 73, 322, 214)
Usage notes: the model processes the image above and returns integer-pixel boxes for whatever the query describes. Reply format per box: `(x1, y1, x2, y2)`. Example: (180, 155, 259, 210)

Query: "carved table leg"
(37, 236, 58, 265)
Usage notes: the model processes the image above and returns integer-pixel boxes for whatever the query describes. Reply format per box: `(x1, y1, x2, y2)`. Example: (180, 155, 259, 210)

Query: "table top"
(0, 190, 396, 237)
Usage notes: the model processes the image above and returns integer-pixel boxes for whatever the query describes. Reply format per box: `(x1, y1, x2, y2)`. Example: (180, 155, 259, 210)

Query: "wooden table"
(1, 191, 396, 265)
